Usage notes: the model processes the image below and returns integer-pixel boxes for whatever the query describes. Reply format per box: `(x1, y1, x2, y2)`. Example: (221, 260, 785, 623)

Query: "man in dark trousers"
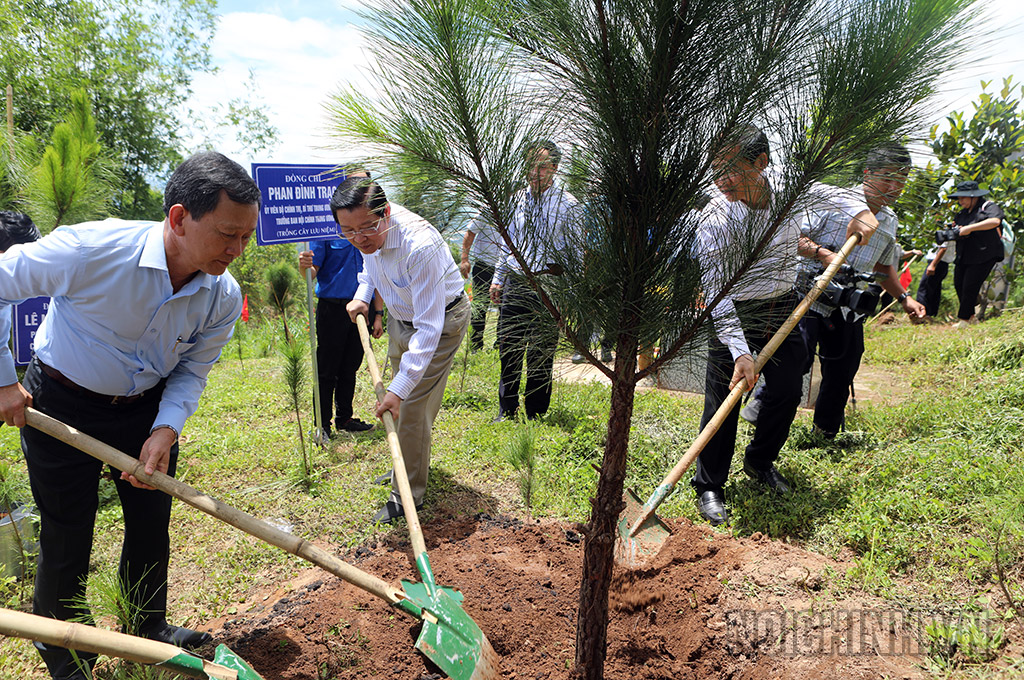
(693, 126, 878, 526)
(0, 151, 260, 680)
(489, 140, 579, 421)
(299, 236, 382, 439)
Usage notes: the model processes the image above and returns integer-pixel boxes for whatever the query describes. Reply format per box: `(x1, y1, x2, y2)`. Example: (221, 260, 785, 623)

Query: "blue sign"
(13, 296, 49, 367)
(251, 163, 347, 245)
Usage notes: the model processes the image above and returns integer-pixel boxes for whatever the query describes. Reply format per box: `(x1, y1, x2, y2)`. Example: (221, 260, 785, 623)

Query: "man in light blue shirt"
(0, 151, 260, 680)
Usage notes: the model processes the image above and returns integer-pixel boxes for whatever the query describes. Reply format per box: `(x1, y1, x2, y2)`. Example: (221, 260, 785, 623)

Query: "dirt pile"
(212, 515, 928, 679)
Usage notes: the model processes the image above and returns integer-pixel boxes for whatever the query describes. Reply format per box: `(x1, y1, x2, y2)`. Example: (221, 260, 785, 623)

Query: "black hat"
(949, 180, 989, 198)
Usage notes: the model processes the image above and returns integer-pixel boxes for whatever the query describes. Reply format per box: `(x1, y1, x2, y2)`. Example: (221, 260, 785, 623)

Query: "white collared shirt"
(354, 204, 464, 400)
(492, 181, 579, 284)
(0, 219, 242, 433)
(698, 171, 869, 359)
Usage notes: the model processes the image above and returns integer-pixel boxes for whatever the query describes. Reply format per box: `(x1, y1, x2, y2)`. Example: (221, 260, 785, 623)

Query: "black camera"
(934, 225, 961, 245)
(820, 264, 884, 316)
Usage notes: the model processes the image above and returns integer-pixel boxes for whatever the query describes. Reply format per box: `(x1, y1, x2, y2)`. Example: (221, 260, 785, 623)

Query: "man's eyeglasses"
(339, 221, 381, 240)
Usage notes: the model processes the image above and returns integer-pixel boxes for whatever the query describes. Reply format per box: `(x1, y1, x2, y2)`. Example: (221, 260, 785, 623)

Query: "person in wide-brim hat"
(946, 179, 1004, 326)
(949, 180, 989, 198)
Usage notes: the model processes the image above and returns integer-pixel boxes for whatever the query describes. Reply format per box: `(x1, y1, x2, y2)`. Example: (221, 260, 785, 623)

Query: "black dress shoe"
(743, 460, 792, 494)
(373, 471, 393, 486)
(696, 489, 729, 526)
(372, 500, 423, 525)
(339, 417, 374, 432)
(139, 621, 212, 650)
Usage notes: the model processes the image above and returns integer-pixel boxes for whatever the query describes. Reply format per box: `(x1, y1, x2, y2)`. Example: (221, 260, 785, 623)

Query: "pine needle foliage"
(326, 0, 982, 676)
(281, 335, 313, 488)
(265, 261, 300, 342)
(23, 89, 119, 233)
(506, 424, 538, 513)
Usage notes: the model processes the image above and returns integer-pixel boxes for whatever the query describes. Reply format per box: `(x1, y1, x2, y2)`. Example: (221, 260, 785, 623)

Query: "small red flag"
(900, 269, 912, 290)
(241, 294, 249, 322)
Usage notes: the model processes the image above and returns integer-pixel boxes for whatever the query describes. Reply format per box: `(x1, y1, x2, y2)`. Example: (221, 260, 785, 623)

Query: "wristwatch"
(897, 291, 909, 303)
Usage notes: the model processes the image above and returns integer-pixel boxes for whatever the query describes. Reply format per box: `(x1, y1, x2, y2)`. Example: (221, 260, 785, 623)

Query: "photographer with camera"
(933, 180, 1005, 328)
(797, 143, 925, 437)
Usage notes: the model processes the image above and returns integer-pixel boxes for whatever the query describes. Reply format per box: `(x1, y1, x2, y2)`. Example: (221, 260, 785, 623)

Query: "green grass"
(1, 312, 1022, 676)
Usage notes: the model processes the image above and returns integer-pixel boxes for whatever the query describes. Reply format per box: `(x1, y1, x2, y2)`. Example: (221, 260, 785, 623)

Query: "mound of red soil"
(212, 515, 927, 679)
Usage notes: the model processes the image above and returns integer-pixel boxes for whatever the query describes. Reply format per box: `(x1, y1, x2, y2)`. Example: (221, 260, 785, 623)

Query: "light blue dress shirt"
(0, 219, 242, 434)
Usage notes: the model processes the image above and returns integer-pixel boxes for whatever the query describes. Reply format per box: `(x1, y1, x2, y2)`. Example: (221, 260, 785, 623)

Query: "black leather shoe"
(492, 411, 515, 423)
(743, 460, 792, 494)
(696, 490, 729, 526)
(372, 500, 423, 525)
(373, 471, 392, 486)
(339, 417, 374, 432)
(139, 621, 212, 650)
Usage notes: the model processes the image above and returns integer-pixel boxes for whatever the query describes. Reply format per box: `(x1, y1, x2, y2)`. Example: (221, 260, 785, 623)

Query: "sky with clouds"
(193, 0, 1024, 169)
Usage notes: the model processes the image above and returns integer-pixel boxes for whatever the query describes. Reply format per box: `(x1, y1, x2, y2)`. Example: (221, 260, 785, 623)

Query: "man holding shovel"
(336, 177, 470, 525)
(693, 126, 878, 526)
(0, 151, 260, 680)
(796, 142, 925, 437)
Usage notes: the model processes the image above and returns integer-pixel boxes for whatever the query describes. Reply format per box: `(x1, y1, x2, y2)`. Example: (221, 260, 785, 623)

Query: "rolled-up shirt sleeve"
(0, 307, 16, 386)
(387, 249, 448, 400)
(154, 285, 242, 434)
(696, 225, 751, 360)
(354, 264, 375, 305)
(0, 231, 81, 383)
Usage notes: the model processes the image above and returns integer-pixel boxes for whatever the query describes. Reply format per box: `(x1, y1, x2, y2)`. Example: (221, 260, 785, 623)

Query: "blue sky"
(191, 1, 1024, 169)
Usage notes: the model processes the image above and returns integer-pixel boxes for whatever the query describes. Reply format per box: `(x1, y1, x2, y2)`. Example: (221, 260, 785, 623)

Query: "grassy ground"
(0, 310, 1022, 678)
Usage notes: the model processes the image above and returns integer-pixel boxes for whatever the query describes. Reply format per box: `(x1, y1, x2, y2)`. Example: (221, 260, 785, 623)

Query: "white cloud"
(186, 10, 376, 168)
(191, 3, 1024, 172)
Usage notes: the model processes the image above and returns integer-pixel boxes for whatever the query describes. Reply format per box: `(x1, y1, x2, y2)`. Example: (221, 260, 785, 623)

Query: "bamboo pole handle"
(0, 608, 235, 679)
(629, 234, 861, 534)
(354, 315, 432, 578)
(24, 408, 406, 608)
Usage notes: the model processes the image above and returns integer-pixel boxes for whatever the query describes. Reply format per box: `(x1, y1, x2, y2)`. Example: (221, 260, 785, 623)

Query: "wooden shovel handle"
(354, 315, 431, 570)
(658, 233, 862, 490)
(0, 608, 235, 679)
(23, 408, 406, 609)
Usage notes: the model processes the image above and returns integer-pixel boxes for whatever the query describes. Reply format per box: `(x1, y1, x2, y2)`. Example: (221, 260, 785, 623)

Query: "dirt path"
(208, 516, 934, 679)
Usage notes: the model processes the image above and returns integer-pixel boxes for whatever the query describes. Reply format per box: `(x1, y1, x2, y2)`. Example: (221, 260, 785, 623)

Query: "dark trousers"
(315, 298, 363, 429)
(691, 294, 806, 494)
(915, 260, 949, 317)
(21, 360, 177, 678)
(802, 310, 864, 435)
(954, 258, 999, 321)
(497, 276, 559, 418)
(469, 261, 495, 351)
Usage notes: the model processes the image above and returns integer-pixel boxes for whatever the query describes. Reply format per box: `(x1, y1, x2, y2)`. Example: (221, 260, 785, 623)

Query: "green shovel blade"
(213, 643, 267, 680)
(401, 580, 501, 680)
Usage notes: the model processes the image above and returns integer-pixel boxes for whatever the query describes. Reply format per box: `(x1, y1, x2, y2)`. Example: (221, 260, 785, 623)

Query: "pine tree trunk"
(574, 334, 638, 679)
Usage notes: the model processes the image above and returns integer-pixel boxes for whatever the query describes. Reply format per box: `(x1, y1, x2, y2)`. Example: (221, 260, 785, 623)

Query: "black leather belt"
(445, 293, 465, 312)
(37, 361, 161, 406)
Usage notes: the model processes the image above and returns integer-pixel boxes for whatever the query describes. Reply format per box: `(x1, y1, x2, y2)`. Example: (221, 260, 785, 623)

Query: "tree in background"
(898, 77, 1024, 251)
(0, 0, 278, 220)
(22, 90, 119, 232)
(326, 0, 980, 676)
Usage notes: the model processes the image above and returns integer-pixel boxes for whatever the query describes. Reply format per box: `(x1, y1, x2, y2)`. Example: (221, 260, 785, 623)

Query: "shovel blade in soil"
(402, 580, 502, 680)
(615, 488, 672, 568)
(211, 643, 266, 680)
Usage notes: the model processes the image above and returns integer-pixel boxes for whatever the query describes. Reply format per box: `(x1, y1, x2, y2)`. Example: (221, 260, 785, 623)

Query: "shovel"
(23, 408, 500, 680)
(354, 314, 492, 667)
(0, 607, 263, 680)
(616, 233, 863, 568)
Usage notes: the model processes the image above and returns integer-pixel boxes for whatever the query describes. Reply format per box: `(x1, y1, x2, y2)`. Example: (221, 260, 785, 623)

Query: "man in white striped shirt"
(489, 140, 580, 421)
(692, 126, 878, 526)
(340, 177, 470, 525)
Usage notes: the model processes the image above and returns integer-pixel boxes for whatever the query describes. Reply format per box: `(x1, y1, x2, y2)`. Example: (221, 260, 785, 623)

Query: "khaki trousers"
(386, 297, 470, 505)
